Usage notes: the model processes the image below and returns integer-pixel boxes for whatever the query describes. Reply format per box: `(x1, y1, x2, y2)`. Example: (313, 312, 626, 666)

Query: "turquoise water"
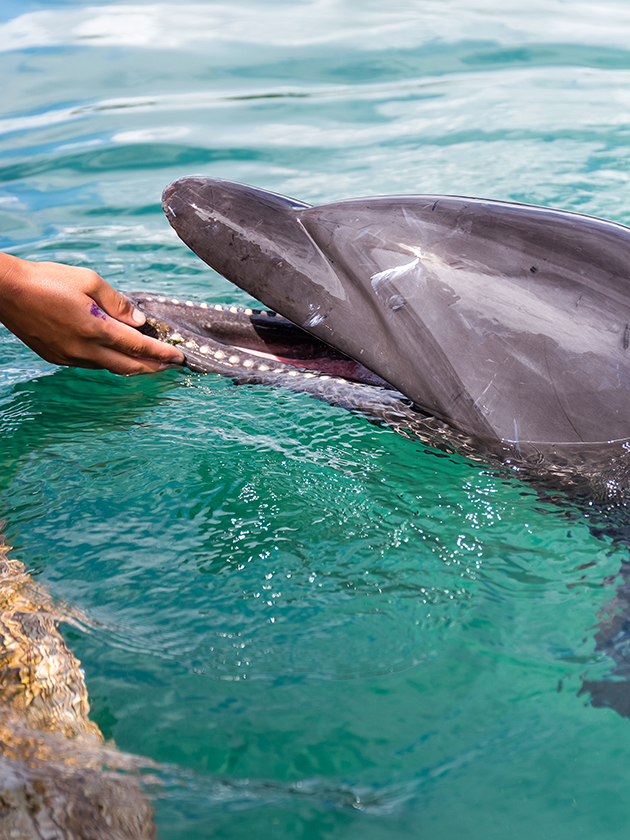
(3, 1, 630, 836)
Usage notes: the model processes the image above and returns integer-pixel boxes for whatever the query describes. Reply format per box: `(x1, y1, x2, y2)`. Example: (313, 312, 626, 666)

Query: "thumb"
(93, 280, 146, 327)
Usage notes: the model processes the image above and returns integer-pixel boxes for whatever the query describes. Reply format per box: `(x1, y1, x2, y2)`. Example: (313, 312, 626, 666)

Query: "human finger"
(99, 316, 185, 366)
(89, 277, 148, 328)
(83, 344, 180, 376)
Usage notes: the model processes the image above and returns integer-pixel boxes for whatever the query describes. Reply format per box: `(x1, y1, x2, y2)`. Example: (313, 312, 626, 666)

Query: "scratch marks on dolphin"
(513, 418, 522, 456)
(369, 258, 418, 312)
(303, 310, 327, 328)
(370, 257, 419, 291)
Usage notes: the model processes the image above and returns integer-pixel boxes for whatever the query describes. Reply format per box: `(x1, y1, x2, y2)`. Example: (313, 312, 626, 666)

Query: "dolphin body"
(128, 177, 630, 718)
(130, 176, 630, 502)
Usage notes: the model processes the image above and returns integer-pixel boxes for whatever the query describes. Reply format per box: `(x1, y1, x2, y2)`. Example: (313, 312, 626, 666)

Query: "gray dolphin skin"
(134, 176, 630, 500)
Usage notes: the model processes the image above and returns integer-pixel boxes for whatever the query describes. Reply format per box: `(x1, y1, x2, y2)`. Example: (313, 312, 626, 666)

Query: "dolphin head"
(161, 176, 630, 452)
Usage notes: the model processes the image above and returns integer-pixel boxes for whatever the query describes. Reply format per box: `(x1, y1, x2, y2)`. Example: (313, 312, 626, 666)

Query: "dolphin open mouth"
(129, 292, 392, 389)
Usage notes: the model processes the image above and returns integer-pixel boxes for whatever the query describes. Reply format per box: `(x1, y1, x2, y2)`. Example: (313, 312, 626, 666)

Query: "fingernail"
(132, 307, 146, 325)
(164, 354, 185, 367)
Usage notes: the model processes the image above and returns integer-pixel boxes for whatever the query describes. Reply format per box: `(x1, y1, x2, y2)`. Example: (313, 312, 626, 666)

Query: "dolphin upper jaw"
(162, 177, 342, 329)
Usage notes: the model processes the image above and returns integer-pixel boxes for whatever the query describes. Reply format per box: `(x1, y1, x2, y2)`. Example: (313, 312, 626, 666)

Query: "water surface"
(2, 2, 630, 837)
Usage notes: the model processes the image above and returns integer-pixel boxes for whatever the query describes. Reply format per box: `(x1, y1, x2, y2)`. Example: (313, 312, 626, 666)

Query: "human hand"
(0, 253, 185, 375)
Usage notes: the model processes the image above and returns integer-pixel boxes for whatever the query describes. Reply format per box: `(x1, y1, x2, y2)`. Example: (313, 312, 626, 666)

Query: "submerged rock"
(0, 527, 156, 840)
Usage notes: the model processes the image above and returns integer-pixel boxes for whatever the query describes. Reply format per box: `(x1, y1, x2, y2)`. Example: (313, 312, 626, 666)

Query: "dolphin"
(129, 176, 630, 502)
(128, 176, 630, 719)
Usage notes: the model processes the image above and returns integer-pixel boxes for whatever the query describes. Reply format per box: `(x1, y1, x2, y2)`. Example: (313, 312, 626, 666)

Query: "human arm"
(0, 252, 185, 375)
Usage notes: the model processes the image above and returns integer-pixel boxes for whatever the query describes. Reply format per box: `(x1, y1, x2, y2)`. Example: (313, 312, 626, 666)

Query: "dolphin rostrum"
(129, 176, 630, 502)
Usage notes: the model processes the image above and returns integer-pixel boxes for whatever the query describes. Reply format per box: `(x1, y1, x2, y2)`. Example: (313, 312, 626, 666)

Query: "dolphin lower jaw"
(130, 294, 495, 446)
(131, 293, 630, 503)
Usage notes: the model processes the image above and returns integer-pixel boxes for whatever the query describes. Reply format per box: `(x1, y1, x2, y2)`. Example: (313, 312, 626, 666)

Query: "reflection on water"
(4, 1, 630, 52)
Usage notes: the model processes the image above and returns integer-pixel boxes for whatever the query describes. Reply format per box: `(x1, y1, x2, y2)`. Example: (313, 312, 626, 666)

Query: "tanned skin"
(0, 252, 184, 375)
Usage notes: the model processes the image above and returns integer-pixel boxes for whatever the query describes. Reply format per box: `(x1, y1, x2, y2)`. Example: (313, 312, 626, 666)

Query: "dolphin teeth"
(243, 360, 254, 367)
(245, 309, 253, 315)
(200, 302, 208, 309)
(215, 350, 225, 359)
(170, 298, 180, 304)
(185, 341, 195, 349)
(214, 304, 223, 311)
(230, 307, 239, 314)
(199, 346, 210, 354)
(229, 355, 239, 364)
(157, 297, 166, 303)
(185, 300, 194, 307)
(258, 365, 269, 371)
